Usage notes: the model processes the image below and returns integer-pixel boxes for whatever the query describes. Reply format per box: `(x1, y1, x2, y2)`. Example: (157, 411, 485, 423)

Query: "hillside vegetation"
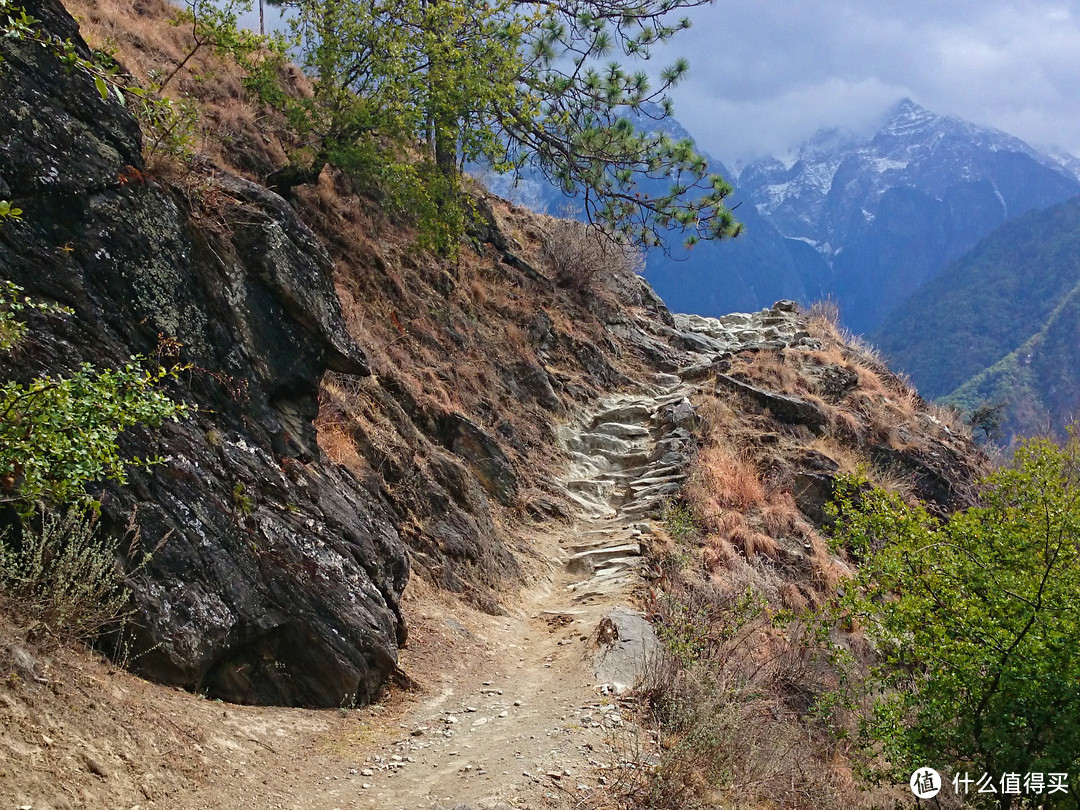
(872, 194, 1080, 438)
(13, 1, 1076, 809)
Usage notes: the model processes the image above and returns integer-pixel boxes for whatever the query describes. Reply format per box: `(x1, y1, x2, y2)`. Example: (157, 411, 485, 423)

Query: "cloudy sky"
(650, 0, 1080, 166)
(244, 0, 1080, 167)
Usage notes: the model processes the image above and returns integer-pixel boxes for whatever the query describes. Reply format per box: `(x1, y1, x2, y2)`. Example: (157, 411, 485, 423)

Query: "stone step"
(568, 563, 641, 593)
(568, 432, 636, 455)
(620, 497, 666, 516)
(591, 422, 652, 440)
(616, 463, 685, 483)
(592, 403, 653, 425)
(566, 451, 605, 474)
(562, 490, 617, 519)
(570, 529, 639, 546)
(565, 479, 613, 498)
(594, 449, 651, 467)
(588, 558, 643, 580)
(566, 543, 642, 567)
(628, 472, 686, 488)
(626, 481, 682, 500)
(652, 391, 694, 408)
(652, 372, 682, 390)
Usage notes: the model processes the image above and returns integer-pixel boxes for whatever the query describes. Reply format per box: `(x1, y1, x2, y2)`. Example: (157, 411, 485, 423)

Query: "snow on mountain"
(740, 98, 1078, 249)
(471, 97, 1080, 336)
(730, 98, 1080, 332)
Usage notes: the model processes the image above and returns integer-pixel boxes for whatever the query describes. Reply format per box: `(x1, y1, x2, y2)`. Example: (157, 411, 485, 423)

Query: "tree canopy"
(227, 0, 739, 251)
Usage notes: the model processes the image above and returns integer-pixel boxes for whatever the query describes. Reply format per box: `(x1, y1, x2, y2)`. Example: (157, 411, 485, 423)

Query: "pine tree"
(249, 0, 739, 250)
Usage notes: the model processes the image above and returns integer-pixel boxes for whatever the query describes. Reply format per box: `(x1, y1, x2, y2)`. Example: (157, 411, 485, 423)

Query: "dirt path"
(3, 377, 696, 810)
(322, 381, 695, 810)
(10, 309, 833, 810)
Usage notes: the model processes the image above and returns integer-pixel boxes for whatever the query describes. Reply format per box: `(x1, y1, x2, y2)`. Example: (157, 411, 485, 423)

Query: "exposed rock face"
(0, 0, 408, 707)
(715, 374, 829, 434)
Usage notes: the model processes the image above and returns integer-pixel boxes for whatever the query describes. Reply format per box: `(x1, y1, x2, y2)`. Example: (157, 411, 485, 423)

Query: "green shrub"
(0, 283, 191, 506)
(661, 498, 698, 543)
(0, 506, 141, 642)
(830, 434, 1080, 797)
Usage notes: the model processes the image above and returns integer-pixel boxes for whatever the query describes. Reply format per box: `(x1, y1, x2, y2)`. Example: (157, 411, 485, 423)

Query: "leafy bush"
(0, 358, 190, 506)
(0, 283, 191, 506)
(830, 434, 1080, 797)
(0, 280, 187, 640)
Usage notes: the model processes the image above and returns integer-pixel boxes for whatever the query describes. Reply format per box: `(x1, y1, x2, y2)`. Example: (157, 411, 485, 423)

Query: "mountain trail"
(318, 376, 697, 810)
(4, 305, 826, 810)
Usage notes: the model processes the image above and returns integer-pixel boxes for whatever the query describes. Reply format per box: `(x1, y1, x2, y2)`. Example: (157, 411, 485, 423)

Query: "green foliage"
(967, 399, 1004, 444)
(0, 280, 70, 352)
(0, 200, 22, 221)
(829, 438, 1080, 794)
(231, 481, 254, 515)
(0, 361, 189, 505)
(662, 498, 698, 543)
(168, 0, 276, 90)
(0, 283, 191, 506)
(217, 0, 738, 252)
(0, 506, 143, 642)
(1, 0, 129, 103)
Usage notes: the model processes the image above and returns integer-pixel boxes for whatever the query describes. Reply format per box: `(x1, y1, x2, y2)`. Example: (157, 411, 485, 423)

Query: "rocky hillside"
(0, 1, 991, 807)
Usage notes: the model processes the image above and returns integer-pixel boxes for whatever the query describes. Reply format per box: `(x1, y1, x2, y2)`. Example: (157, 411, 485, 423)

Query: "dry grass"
(927, 400, 970, 436)
(759, 490, 799, 537)
(686, 444, 766, 520)
(630, 560, 857, 810)
(729, 348, 805, 396)
(65, 0, 291, 177)
(827, 407, 864, 443)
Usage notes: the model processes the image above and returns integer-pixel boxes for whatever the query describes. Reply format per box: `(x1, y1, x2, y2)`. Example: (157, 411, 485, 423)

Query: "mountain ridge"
(491, 97, 1080, 334)
(728, 98, 1080, 331)
(872, 194, 1080, 440)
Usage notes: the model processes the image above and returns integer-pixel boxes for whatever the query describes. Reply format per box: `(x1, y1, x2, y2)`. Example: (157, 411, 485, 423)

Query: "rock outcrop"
(0, 0, 407, 707)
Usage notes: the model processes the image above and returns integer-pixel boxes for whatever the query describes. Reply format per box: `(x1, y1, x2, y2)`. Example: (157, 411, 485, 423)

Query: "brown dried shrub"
(539, 219, 643, 290)
(760, 491, 800, 537)
(686, 444, 766, 520)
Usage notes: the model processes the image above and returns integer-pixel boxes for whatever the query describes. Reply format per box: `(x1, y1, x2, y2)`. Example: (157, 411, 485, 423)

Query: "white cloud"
(644, 0, 1080, 163)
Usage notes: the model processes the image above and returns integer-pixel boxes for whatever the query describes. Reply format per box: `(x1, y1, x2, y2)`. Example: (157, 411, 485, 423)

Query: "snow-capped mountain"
(741, 99, 1076, 251)
(474, 98, 1080, 335)
(727, 99, 1080, 331)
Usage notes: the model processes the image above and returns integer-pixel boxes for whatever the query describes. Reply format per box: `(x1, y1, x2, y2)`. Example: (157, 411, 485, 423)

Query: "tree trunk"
(434, 114, 457, 177)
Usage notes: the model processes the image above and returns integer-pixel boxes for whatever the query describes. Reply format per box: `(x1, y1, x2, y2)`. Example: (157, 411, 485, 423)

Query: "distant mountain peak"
(881, 97, 937, 136)
(799, 125, 859, 159)
(888, 97, 930, 118)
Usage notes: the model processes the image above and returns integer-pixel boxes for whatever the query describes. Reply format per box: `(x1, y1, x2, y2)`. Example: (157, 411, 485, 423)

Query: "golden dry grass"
(686, 443, 766, 522)
(65, 0, 293, 177)
(760, 490, 800, 537)
(729, 348, 806, 396)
